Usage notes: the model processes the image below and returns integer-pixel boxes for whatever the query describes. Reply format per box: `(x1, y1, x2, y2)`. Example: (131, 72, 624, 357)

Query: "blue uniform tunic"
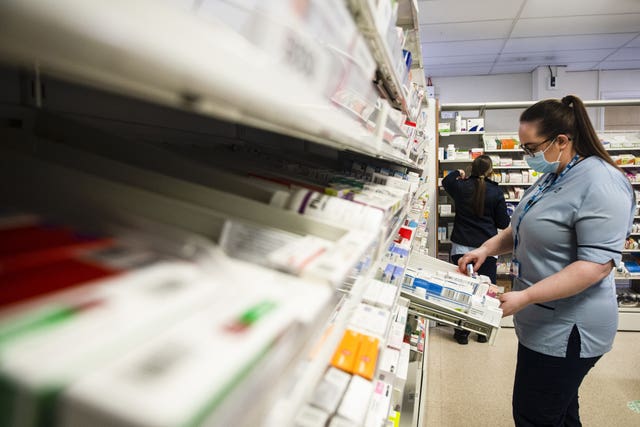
(512, 156, 634, 357)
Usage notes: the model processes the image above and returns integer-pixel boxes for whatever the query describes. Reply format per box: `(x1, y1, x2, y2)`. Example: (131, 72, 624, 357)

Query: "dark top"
(442, 170, 510, 248)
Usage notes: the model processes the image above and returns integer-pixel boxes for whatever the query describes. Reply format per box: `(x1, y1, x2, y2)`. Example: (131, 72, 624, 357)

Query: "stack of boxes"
(403, 269, 503, 326)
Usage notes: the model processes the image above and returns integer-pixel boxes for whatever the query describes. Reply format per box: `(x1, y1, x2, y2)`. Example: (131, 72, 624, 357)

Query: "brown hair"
(471, 155, 493, 217)
(519, 95, 621, 171)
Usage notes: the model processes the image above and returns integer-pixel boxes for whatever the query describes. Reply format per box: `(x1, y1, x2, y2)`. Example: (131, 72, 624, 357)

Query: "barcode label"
(441, 288, 471, 305)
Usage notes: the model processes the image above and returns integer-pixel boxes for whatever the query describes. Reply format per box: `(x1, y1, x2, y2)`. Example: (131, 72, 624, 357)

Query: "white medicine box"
(439, 204, 452, 215)
(467, 118, 485, 132)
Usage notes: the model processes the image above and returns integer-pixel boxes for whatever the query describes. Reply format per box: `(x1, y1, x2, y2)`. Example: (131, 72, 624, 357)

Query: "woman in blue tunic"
(457, 95, 634, 426)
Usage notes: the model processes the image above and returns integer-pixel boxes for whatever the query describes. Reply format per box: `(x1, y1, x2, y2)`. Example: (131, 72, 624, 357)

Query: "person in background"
(457, 95, 634, 426)
(442, 154, 510, 344)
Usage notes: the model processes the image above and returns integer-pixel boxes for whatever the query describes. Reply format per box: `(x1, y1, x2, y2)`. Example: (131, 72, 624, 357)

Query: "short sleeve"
(575, 181, 633, 266)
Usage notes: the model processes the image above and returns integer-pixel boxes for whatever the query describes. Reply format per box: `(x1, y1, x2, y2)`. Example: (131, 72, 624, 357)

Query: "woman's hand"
(457, 247, 488, 275)
(499, 291, 531, 317)
(457, 169, 466, 179)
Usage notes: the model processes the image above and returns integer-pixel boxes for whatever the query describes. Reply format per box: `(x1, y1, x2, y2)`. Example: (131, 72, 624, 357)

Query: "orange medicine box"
(499, 138, 517, 149)
(331, 329, 361, 373)
(354, 334, 380, 380)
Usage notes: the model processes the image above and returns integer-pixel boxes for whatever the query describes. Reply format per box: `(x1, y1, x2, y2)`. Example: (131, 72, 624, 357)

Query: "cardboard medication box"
(467, 118, 484, 132)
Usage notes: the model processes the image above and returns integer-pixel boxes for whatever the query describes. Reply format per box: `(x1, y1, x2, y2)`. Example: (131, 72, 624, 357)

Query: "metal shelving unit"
(0, 1, 438, 426)
(347, 0, 415, 120)
(439, 131, 485, 137)
(439, 158, 474, 163)
(606, 147, 640, 152)
(484, 149, 523, 153)
(0, 0, 426, 170)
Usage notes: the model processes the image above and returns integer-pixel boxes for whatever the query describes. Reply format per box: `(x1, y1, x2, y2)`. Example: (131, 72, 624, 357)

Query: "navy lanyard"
(514, 154, 581, 252)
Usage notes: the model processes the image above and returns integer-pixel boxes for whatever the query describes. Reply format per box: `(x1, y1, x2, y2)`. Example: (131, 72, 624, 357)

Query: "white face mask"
(524, 139, 561, 173)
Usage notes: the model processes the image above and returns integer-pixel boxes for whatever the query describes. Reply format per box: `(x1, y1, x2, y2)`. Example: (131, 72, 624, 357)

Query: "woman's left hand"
(499, 291, 531, 317)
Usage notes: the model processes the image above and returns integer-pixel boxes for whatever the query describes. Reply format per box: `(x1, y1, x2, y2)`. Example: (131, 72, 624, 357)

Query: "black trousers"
(512, 326, 601, 427)
(450, 254, 497, 340)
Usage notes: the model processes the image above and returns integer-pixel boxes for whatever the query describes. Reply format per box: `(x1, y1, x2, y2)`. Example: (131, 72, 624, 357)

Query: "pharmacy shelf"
(1, 137, 392, 427)
(618, 307, 640, 331)
(620, 164, 640, 168)
(439, 158, 474, 163)
(623, 250, 640, 254)
(377, 208, 410, 261)
(0, 0, 423, 170)
(442, 100, 640, 111)
(605, 147, 640, 152)
(498, 183, 533, 187)
(439, 131, 485, 137)
(630, 233, 640, 237)
(493, 166, 530, 169)
(631, 182, 640, 186)
(269, 273, 373, 426)
(505, 199, 522, 202)
(397, 0, 422, 70)
(398, 337, 429, 427)
(278, 217, 413, 426)
(411, 181, 430, 205)
(347, 0, 414, 120)
(405, 255, 504, 342)
(484, 149, 523, 153)
(439, 213, 455, 218)
(402, 289, 501, 344)
(0, 129, 357, 248)
(0, 143, 382, 427)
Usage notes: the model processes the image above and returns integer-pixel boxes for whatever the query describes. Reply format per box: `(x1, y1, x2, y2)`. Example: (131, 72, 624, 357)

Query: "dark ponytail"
(471, 155, 493, 217)
(520, 95, 621, 172)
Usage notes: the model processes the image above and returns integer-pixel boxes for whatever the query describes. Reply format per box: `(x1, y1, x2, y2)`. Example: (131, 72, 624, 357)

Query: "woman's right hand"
(457, 247, 489, 275)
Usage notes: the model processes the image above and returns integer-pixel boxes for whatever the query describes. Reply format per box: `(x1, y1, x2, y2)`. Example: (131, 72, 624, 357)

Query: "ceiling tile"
(424, 54, 497, 66)
(418, 0, 524, 24)
(421, 20, 513, 43)
(607, 48, 640, 61)
(497, 49, 616, 65)
(503, 34, 637, 53)
(521, 0, 640, 18)
(421, 39, 505, 57)
(565, 62, 600, 71)
(596, 60, 640, 70)
(512, 14, 640, 38)
(624, 35, 640, 48)
(490, 64, 538, 74)
(424, 64, 492, 77)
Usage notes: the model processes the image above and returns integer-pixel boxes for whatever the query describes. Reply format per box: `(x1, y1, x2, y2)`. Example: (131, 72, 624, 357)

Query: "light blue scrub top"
(512, 156, 634, 357)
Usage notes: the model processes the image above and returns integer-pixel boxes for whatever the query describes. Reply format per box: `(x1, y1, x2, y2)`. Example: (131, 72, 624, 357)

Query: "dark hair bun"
(561, 95, 575, 106)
